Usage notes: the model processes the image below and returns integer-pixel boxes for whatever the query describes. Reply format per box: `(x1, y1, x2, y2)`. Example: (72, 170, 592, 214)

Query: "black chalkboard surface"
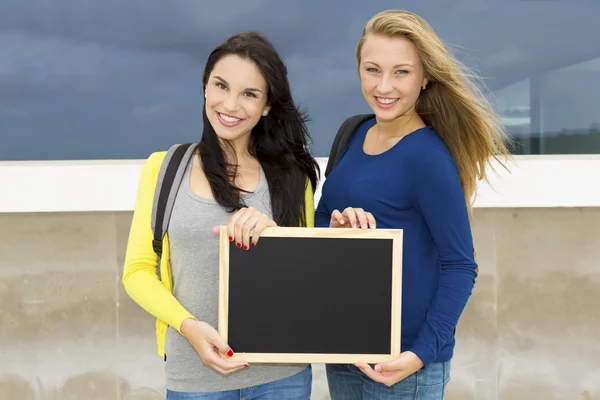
(218, 227, 402, 364)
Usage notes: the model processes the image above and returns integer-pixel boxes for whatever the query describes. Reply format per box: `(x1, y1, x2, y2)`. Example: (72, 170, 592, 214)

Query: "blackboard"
(218, 227, 402, 363)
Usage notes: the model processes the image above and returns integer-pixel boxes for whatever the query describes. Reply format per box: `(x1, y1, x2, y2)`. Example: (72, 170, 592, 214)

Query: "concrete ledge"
(1, 156, 600, 213)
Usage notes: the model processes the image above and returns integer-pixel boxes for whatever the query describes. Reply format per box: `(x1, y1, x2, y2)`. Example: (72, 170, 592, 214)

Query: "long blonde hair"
(357, 10, 510, 208)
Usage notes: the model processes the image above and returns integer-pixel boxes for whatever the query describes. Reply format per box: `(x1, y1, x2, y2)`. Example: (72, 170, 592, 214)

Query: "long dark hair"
(199, 31, 319, 226)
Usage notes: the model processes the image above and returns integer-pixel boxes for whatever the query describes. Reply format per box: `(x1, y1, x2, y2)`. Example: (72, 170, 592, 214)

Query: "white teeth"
(219, 113, 241, 122)
(376, 97, 398, 104)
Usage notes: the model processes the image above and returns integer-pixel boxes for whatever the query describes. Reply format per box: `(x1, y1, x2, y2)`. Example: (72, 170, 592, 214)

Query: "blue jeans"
(166, 366, 311, 399)
(326, 361, 450, 400)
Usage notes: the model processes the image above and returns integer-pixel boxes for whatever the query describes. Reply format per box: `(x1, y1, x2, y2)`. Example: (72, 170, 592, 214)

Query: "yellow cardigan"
(122, 151, 315, 357)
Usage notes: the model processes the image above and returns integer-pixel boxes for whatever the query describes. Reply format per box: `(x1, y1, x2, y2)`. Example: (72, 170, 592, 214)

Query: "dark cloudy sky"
(1, 0, 600, 160)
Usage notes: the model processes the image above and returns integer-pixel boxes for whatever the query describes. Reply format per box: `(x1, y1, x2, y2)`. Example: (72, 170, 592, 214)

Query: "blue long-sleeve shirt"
(315, 118, 477, 367)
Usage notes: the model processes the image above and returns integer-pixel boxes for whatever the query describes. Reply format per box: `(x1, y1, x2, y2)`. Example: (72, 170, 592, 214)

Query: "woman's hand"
(330, 207, 376, 229)
(180, 319, 248, 375)
(214, 206, 277, 249)
(355, 351, 424, 387)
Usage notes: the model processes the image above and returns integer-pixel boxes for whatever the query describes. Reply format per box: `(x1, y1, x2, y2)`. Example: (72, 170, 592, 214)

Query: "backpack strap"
(151, 143, 198, 279)
(324, 114, 375, 178)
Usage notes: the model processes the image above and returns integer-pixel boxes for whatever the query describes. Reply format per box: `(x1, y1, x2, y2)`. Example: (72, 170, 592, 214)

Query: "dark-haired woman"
(123, 31, 318, 400)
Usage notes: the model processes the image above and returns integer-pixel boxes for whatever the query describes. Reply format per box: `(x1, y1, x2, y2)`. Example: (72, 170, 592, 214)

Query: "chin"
(370, 105, 410, 122)
(371, 108, 400, 121)
(213, 127, 247, 142)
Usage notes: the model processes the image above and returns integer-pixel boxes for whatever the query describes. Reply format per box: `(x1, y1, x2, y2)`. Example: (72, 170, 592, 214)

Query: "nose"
(377, 75, 393, 95)
(223, 93, 240, 112)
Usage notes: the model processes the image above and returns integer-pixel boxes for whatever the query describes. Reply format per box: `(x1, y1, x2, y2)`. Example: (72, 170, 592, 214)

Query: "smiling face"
(204, 54, 270, 143)
(358, 34, 428, 123)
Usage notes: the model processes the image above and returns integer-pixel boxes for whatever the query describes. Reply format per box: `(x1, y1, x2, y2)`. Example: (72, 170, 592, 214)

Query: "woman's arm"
(122, 152, 196, 334)
(409, 149, 478, 367)
(123, 153, 252, 373)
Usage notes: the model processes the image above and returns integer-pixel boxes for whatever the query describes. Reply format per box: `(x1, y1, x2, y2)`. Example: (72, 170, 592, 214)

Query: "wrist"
(408, 344, 432, 368)
(407, 351, 424, 369)
(180, 318, 198, 336)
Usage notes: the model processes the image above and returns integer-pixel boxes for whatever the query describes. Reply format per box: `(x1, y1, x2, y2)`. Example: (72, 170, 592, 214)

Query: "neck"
(376, 110, 424, 139)
(221, 133, 253, 166)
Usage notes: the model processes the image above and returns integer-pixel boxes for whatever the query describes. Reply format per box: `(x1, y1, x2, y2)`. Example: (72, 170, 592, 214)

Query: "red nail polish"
(251, 243, 255, 247)
(229, 236, 233, 242)
(244, 364, 249, 368)
(227, 349, 234, 357)
(236, 243, 241, 248)
(244, 245, 248, 250)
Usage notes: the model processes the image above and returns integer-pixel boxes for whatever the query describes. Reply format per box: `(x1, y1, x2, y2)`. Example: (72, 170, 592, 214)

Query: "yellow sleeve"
(304, 177, 315, 228)
(122, 152, 196, 334)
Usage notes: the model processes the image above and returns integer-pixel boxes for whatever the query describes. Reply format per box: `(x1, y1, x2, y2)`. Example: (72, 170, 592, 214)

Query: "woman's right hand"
(180, 319, 248, 375)
(330, 207, 377, 229)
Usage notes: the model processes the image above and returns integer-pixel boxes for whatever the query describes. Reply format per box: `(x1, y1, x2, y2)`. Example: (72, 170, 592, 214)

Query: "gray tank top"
(164, 160, 307, 392)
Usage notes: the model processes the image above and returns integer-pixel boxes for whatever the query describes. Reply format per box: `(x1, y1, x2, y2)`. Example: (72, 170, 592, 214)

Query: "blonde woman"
(315, 10, 509, 399)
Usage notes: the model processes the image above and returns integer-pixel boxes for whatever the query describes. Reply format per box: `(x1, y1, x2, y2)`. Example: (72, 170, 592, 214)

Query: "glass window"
(1, 1, 599, 160)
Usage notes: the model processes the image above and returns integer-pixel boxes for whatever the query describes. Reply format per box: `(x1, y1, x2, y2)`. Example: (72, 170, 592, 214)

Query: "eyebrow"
(213, 75, 263, 93)
(363, 61, 415, 68)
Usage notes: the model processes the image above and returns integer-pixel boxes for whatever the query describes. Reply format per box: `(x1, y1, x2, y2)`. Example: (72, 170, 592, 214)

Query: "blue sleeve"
(314, 191, 331, 228)
(409, 149, 478, 367)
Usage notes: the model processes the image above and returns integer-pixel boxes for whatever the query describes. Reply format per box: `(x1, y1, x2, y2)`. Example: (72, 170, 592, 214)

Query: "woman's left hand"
(355, 351, 424, 387)
(214, 207, 277, 249)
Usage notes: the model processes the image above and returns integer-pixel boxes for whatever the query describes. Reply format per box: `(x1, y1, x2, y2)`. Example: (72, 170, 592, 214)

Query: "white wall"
(2, 155, 600, 213)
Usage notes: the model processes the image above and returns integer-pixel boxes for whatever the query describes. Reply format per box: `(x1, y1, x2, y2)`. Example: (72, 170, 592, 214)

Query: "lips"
(375, 96, 399, 109)
(216, 112, 244, 127)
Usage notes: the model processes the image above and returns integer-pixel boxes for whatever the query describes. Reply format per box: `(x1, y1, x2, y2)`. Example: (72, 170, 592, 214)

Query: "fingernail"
(229, 236, 233, 242)
(244, 364, 249, 368)
(243, 245, 248, 250)
(227, 349, 234, 357)
(236, 243, 241, 248)
(251, 243, 255, 247)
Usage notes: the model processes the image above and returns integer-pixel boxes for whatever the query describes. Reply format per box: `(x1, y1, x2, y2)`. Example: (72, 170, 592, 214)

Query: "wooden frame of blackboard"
(218, 226, 402, 364)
